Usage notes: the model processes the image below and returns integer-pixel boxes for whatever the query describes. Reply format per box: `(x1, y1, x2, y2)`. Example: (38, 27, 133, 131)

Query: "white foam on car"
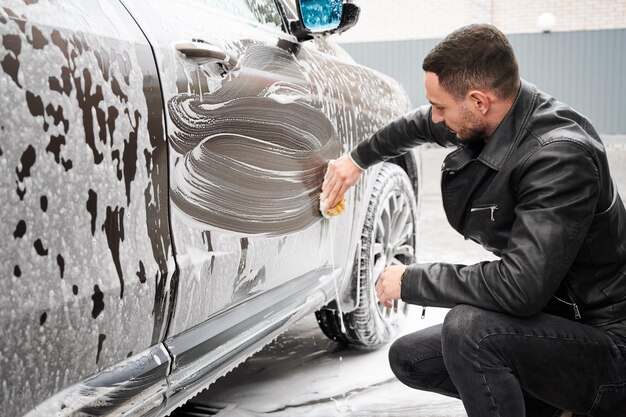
(327, 218, 347, 334)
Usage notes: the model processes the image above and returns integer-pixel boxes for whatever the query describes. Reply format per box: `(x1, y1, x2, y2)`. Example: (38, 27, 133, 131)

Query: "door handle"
(175, 41, 236, 68)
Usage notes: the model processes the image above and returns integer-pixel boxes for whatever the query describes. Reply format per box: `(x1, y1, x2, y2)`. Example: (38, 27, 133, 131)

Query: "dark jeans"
(389, 305, 626, 417)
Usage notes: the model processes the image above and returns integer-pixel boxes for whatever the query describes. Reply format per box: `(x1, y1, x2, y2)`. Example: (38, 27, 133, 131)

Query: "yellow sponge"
(320, 195, 346, 218)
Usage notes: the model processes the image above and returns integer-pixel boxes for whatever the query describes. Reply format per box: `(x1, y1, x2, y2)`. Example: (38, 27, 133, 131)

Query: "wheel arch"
(388, 150, 421, 199)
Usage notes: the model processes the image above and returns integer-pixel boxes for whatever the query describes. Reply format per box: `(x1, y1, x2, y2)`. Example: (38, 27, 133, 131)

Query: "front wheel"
(316, 163, 418, 349)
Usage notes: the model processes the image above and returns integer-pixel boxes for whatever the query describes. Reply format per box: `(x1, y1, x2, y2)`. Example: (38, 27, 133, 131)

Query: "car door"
(121, 0, 362, 339)
(0, 1, 173, 415)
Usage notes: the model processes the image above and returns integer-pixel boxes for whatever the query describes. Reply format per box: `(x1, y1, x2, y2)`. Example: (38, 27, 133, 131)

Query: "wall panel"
(342, 29, 626, 134)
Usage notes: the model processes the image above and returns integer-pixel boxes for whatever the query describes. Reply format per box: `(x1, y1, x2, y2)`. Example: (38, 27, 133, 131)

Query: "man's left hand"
(375, 265, 407, 308)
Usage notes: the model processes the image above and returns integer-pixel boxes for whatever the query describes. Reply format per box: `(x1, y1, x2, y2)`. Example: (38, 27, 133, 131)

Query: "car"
(0, 0, 420, 415)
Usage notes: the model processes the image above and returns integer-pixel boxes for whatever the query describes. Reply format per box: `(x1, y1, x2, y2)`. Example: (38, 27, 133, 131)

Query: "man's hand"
(321, 155, 363, 209)
(375, 265, 407, 308)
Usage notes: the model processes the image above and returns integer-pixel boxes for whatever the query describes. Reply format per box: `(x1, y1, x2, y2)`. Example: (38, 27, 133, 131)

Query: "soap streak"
(168, 44, 341, 235)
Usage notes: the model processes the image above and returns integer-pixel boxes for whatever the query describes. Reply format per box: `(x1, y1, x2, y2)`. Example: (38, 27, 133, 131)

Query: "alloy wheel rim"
(371, 190, 416, 319)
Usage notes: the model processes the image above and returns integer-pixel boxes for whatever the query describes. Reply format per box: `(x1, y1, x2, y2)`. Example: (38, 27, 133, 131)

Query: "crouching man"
(322, 24, 626, 417)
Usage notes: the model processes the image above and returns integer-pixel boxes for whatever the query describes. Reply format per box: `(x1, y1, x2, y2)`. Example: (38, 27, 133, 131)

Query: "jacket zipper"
(470, 205, 499, 221)
(553, 287, 582, 320)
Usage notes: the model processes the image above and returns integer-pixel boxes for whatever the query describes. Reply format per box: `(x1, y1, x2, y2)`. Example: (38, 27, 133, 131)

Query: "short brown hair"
(422, 24, 520, 100)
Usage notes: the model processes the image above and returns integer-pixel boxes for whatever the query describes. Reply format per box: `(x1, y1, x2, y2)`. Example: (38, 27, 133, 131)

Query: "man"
(322, 24, 626, 417)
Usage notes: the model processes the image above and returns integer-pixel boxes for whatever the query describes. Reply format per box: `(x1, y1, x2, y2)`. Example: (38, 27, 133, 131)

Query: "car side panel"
(122, 0, 413, 339)
(122, 0, 346, 337)
(0, 1, 173, 415)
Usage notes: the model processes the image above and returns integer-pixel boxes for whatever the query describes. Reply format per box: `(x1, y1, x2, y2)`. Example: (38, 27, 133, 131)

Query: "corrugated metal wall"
(341, 29, 626, 134)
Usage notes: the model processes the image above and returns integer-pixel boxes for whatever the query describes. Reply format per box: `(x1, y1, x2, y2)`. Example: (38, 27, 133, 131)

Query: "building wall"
(341, 29, 626, 134)
(492, 0, 626, 34)
(335, 0, 626, 43)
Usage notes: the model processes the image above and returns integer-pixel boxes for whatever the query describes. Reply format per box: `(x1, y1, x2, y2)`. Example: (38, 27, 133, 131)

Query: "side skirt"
(24, 345, 170, 417)
(160, 266, 342, 415)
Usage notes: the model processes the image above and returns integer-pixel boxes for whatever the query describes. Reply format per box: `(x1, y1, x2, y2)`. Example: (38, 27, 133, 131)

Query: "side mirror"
(290, 0, 361, 42)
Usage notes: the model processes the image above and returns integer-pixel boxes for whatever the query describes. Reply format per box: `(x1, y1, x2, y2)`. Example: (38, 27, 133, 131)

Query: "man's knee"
(388, 326, 446, 390)
(388, 334, 417, 383)
(441, 305, 494, 363)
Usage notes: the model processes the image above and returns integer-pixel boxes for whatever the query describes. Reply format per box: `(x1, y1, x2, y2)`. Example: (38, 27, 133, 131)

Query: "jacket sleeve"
(350, 105, 457, 169)
(401, 140, 601, 317)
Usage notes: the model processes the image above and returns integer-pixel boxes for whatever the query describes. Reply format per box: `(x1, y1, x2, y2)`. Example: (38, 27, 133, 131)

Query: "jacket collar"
(477, 79, 537, 170)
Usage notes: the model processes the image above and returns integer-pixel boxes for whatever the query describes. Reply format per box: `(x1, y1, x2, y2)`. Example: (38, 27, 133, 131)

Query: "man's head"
(422, 24, 521, 141)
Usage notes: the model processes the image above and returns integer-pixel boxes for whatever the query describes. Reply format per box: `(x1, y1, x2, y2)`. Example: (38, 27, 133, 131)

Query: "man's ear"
(468, 90, 490, 115)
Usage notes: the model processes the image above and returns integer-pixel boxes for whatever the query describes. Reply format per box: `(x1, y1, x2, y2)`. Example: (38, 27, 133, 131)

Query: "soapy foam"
(327, 219, 346, 334)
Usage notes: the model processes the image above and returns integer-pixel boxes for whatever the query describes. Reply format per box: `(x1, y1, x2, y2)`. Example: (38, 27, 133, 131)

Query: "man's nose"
(431, 107, 444, 124)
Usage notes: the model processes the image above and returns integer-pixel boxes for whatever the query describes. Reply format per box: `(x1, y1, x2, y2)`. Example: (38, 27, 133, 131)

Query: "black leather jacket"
(351, 80, 626, 333)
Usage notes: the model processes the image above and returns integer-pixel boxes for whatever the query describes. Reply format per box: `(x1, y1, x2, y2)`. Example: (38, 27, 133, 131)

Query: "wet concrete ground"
(182, 140, 626, 417)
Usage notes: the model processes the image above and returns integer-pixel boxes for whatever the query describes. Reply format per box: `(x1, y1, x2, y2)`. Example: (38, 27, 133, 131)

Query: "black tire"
(316, 163, 418, 349)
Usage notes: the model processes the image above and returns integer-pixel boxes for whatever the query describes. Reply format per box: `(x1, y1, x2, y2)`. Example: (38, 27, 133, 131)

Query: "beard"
(450, 104, 488, 142)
